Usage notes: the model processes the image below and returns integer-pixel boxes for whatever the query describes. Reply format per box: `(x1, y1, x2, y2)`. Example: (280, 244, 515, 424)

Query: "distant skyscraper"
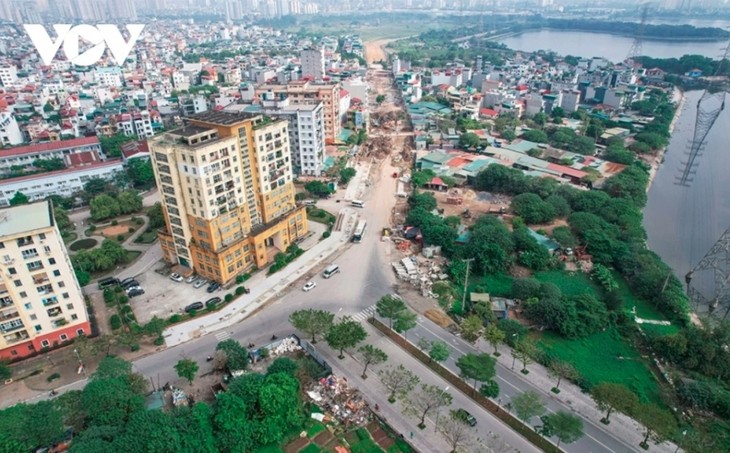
(108, 0, 137, 19)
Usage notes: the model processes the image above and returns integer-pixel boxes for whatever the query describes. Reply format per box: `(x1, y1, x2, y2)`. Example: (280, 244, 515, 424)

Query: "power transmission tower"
(685, 224, 730, 320)
(676, 38, 730, 187)
(625, 4, 650, 65)
(461, 258, 474, 313)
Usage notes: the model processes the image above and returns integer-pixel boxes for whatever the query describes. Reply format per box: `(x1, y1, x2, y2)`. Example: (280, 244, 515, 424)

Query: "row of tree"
(71, 239, 130, 286)
(89, 190, 143, 221)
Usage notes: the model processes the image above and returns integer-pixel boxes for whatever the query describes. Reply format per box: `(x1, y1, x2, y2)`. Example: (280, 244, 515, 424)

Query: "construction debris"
(306, 374, 371, 429)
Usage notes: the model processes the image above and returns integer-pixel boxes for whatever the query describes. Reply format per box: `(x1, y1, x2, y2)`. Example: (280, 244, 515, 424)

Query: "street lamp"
(433, 385, 450, 432)
(73, 348, 85, 376)
(674, 430, 687, 453)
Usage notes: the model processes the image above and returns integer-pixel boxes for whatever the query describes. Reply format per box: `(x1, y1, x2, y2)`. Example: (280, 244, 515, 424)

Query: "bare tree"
(404, 383, 453, 428)
(379, 364, 420, 403)
(438, 410, 474, 453)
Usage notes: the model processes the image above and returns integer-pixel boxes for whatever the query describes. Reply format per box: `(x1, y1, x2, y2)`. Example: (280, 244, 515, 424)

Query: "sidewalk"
(162, 209, 358, 347)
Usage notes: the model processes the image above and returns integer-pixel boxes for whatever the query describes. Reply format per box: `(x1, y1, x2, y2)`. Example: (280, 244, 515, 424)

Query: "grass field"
(126, 251, 142, 262)
(133, 227, 158, 244)
(534, 270, 602, 298)
(306, 207, 336, 225)
(538, 329, 662, 404)
(472, 273, 514, 297)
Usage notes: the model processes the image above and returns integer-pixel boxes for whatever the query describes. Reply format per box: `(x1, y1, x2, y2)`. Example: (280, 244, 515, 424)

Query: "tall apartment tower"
(148, 111, 308, 285)
(0, 201, 90, 360)
(300, 47, 325, 81)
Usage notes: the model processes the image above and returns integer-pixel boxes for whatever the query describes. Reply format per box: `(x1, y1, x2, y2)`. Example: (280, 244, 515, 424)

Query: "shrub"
(121, 305, 133, 315)
(110, 314, 122, 330)
(128, 227, 135, 233)
(116, 234, 124, 242)
(118, 295, 129, 304)
(130, 343, 140, 352)
(88, 225, 96, 232)
(154, 336, 164, 346)
(47, 372, 60, 382)
(322, 231, 331, 239)
(168, 314, 182, 324)
(236, 275, 245, 284)
(224, 293, 234, 303)
(235, 286, 246, 296)
(111, 220, 118, 226)
(103, 289, 115, 304)
(114, 285, 124, 293)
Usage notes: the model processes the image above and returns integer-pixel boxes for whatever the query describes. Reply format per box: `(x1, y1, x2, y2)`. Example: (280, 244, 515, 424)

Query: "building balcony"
(4, 331, 29, 344)
(0, 323, 24, 333)
(52, 319, 68, 328)
(42, 297, 59, 307)
(32, 272, 49, 285)
(23, 252, 39, 260)
(0, 310, 19, 321)
(47, 307, 62, 317)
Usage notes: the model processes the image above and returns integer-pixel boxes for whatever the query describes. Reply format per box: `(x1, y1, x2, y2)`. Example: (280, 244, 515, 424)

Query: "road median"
(369, 317, 562, 453)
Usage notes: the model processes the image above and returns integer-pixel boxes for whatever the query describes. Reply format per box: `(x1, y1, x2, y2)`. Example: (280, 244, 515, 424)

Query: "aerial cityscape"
(0, 0, 729, 452)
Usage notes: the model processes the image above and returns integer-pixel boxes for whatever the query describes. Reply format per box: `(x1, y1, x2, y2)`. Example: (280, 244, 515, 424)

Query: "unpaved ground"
(364, 39, 391, 64)
(431, 189, 511, 225)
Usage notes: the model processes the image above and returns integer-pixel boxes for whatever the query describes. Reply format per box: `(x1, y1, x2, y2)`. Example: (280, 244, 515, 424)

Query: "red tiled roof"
(447, 157, 471, 167)
(120, 141, 149, 159)
(66, 150, 99, 167)
(0, 136, 99, 158)
(340, 89, 349, 99)
(430, 176, 447, 186)
(479, 108, 498, 117)
(546, 163, 587, 179)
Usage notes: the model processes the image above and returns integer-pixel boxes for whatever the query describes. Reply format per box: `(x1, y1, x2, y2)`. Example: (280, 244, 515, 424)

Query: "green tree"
(393, 309, 417, 339)
(521, 129, 549, 143)
(339, 167, 357, 184)
(325, 316, 367, 359)
(9, 191, 29, 206)
(407, 191, 438, 211)
(379, 364, 420, 403)
(81, 376, 145, 427)
(0, 401, 64, 451)
(376, 94, 386, 104)
(175, 359, 199, 385)
(84, 177, 112, 196)
(0, 360, 10, 380)
(117, 190, 143, 214)
(636, 403, 677, 449)
(511, 193, 556, 224)
(411, 169, 436, 187)
(266, 357, 299, 377)
(147, 202, 166, 229)
(551, 225, 577, 249)
(53, 207, 72, 234)
(213, 392, 254, 452)
(498, 318, 527, 346)
(547, 360, 578, 393)
(484, 323, 506, 356)
(115, 409, 182, 452)
(591, 382, 639, 424)
(513, 338, 537, 374)
(376, 295, 407, 329)
(512, 390, 546, 423)
(289, 309, 334, 343)
(215, 339, 249, 371)
(460, 314, 483, 343)
(438, 410, 474, 453)
(458, 132, 481, 149)
(456, 353, 496, 395)
(90, 194, 120, 221)
(126, 157, 156, 188)
(540, 411, 585, 447)
(304, 180, 332, 198)
(99, 133, 138, 158)
(428, 340, 450, 363)
(33, 157, 65, 172)
(357, 344, 388, 378)
(406, 383, 453, 428)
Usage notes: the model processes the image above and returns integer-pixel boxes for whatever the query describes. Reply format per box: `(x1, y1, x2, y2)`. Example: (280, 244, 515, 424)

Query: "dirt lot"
(431, 188, 511, 225)
(364, 39, 391, 64)
(100, 223, 131, 237)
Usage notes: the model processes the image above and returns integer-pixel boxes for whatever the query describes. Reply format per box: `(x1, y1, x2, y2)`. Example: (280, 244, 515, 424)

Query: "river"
(643, 90, 730, 306)
(499, 30, 727, 61)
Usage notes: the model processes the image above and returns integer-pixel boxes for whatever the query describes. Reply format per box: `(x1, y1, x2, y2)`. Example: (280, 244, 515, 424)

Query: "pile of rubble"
(391, 249, 450, 297)
(306, 374, 371, 429)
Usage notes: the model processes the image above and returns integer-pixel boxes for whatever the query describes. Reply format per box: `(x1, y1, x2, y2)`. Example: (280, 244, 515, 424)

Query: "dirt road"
(364, 39, 391, 64)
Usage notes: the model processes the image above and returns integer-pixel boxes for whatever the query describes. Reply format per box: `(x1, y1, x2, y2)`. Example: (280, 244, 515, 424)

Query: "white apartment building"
(0, 201, 90, 359)
(0, 65, 17, 87)
(0, 159, 124, 206)
(301, 47, 325, 80)
(116, 111, 154, 138)
(0, 137, 103, 175)
(0, 112, 23, 146)
(94, 67, 123, 87)
(261, 99, 325, 177)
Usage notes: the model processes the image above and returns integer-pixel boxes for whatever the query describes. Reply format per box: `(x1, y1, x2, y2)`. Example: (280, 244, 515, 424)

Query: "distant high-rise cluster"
(0, 0, 137, 23)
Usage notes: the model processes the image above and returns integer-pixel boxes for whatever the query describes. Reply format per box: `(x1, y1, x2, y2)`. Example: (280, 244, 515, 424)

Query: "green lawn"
(126, 251, 142, 262)
(300, 444, 321, 453)
(538, 329, 662, 404)
(471, 274, 514, 297)
(307, 207, 336, 225)
(534, 270, 601, 298)
(63, 232, 78, 243)
(307, 422, 326, 438)
(639, 322, 679, 338)
(252, 446, 284, 453)
(133, 228, 158, 244)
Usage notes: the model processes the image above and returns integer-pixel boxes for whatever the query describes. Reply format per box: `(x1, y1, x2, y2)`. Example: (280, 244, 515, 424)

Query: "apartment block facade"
(149, 111, 308, 285)
(257, 81, 341, 143)
(0, 201, 90, 360)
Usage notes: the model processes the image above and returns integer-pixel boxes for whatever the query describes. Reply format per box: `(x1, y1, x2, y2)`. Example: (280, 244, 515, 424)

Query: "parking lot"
(128, 269, 226, 324)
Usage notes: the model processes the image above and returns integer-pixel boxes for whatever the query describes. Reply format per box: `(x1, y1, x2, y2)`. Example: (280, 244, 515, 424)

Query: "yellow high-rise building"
(148, 111, 308, 285)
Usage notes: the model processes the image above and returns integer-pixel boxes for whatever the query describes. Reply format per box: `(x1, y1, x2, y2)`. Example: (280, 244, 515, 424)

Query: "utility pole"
(461, 258, 474, 313)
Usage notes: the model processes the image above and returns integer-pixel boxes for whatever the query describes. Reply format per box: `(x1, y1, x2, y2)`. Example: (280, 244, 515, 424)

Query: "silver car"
(193, 278, 207, 289)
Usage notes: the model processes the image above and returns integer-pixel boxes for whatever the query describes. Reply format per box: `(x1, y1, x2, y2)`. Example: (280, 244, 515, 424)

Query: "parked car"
(170, 273, 184, 282)
(302, 281, 317, 292)
(193, 278, 207, 289)
(97, 277, 119, 290)
(121, 279, 139, 289)
(205, 297, 222, 308)
(119, 277, 136, 287)
(455, 408, 477, 427)
(127, 288, 145, 298)
(184, 302, 204, 313)
(125, 285, 142, 294)
(185, 274, 197, 284)
(207, 282, 221, 293)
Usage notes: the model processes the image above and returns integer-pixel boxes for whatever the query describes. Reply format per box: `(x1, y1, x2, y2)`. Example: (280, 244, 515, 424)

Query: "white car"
(303, 281, 317, 292)
(169, 273, 183, 282)
(185, 274, 197, 284)
(193, 278, 207, 289)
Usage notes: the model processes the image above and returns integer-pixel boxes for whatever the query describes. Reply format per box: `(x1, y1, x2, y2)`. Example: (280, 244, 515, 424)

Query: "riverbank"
(645, 87, 686, 191)
(491, 27, 728, 43)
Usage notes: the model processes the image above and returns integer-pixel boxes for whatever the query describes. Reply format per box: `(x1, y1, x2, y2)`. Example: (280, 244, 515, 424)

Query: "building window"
(13, 280, 21, 287)
(48, 258, 56, 265)
(10, 350, 16, 356)
(39, 233, 46, 240)
(66, 304, 73, 310)
(60, 334, 67, 341)
(19, 292, 27, 298)
(40, 339, 49, 347)
(7, 267, 15, 274)
(30, 314, 37, 320)
(53, 270, 61, 277)
(76, 329, 84, 336)
(71, 314, 78, 320)
(62, 292, 69, 299)
(58, 282, 65, 288)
